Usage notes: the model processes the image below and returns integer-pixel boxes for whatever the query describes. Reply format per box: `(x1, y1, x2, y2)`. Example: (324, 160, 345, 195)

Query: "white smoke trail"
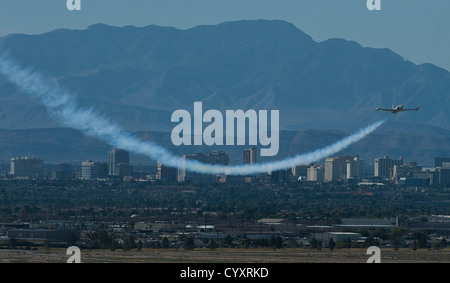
(0, 53, 385, 175)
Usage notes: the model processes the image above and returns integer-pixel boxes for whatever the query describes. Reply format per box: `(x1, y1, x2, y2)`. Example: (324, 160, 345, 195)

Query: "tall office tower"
(177, 151, 230, 182)
(108, 148, 131, 176)
(438, 167, 450, 185)
(434, 157, 450, 168)
(325, 155, 353, 182)
(271, 169, 291, 183)
(81, 160, 94, 180)
(10, 157, 44, 178)
(156, 162, 178, 182)
(243, 147, 257, 165)
(52, 163, 74, 180)
(374, 156, 403, 178)
(292, 165, 308, 177)
(392, 162, 422, 183)
(325, 158, 340, 182)
(81, 160, 108, 180)
(307, 164, 324, 182)
(209, 151, 230, 166)
(346, 155, 365, 179)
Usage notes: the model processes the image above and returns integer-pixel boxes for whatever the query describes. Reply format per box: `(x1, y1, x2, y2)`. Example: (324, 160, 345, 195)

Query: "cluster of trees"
(170, 234, 284, 250)
(1, 179, 449, 225)
(81, 230, 143, 251)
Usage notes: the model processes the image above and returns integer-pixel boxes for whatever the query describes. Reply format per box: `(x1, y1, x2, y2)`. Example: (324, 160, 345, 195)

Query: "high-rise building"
(271, 169, 290, 183)
(392, 162, 422, 183)
(434, 157, 450, 168)
(325, 155, 353, 182)
(81, 160, 108, 180)
(307, 164, 324, 182)
(374, 156, 403, 178)
(51, 163, 74, 180)
(115, 163, 133, 177)
(346, 155, 364, 179)
(438, 168, 450, 185)
(209, 151, 230, 165)
(178, 151, 229, 182)
(292, 165, 308, 177)
(325, 158, 340, 182)
(243, 147, 257, 165)
(108, 148, 132, 176)
(156, 162, 178, 182)
(413, 170, 439, 186)
(10, 157, 44, 178)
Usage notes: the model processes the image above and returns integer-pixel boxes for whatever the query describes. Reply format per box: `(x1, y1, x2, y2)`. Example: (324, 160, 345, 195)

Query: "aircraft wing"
(376, 107, 419, 113)
(400, 107, 420, 111)
(376, 107, 396, 112)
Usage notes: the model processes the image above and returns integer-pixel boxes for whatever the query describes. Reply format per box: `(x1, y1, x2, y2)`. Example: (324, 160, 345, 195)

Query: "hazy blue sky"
(1, 0, 449, 71)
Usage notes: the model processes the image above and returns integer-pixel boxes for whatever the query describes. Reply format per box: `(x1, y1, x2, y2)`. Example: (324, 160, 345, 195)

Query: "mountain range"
(0, 20, 449, 166)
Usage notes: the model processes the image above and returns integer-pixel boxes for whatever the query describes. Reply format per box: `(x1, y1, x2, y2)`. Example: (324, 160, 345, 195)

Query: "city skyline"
(4, 148, 450, 187)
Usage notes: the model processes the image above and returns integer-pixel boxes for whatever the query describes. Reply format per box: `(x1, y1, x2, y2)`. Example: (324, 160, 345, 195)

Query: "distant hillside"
(1, 20, 450, 166)
(0, 125, 448, 167)
(0, 20, 450, 133)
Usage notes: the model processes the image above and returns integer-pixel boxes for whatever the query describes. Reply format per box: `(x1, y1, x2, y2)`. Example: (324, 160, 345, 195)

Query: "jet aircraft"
(376, 104, 420, 114)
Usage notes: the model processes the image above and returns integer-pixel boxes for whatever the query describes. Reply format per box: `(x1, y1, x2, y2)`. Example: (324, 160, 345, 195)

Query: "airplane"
(376, 104, 420, 114)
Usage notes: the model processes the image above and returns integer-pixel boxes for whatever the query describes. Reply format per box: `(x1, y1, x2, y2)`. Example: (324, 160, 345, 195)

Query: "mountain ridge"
(1, 20, 449, 131)
(0, 20, 449, 164)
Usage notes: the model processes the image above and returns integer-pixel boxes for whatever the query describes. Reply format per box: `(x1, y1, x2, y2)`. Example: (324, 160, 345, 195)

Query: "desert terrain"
(1, 248, 449, 263)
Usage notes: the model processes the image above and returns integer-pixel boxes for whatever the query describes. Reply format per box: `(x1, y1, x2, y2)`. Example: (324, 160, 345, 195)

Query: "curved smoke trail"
(0, 53, 385, 175)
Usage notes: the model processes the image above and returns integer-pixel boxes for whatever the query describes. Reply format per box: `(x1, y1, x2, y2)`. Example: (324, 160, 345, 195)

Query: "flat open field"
(1, 248, 449, 263)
